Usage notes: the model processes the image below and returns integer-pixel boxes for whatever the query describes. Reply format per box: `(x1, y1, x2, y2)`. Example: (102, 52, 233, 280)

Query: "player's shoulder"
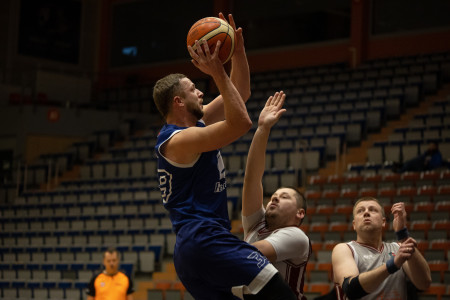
(274, 226, 309, 240)
(332, 242, 353, 254)
(284, 225, 307, 235)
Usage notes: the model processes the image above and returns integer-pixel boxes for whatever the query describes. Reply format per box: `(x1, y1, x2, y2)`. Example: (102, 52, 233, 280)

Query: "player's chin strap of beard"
(243, 273, 296, 300)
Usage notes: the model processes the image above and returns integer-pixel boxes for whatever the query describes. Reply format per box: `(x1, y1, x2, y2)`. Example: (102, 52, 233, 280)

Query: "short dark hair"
(152, 73, 186, 118)
(103, 247, 120, 259)
(280, 186, 307, 225)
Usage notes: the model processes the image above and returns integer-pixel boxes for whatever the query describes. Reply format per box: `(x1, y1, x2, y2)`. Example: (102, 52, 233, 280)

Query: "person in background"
(397, 142, 444, 172)
(86, 247, 134, 300)
(332, 198, 431, 299)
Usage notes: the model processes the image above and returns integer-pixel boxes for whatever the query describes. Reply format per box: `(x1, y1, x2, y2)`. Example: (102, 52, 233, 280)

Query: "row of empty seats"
(309, 170, 450, 188)
(251, 52, 446, 84)
(3, 51, 450, 299)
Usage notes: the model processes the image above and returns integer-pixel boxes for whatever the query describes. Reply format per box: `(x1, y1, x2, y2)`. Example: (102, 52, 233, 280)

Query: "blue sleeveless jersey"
(155, 121, 231, 233)
(155, 122, 278, 299)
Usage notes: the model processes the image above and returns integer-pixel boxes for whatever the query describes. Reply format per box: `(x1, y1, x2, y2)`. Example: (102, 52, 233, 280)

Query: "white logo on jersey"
(158, 169, 172, 203)
(214, 151, 227, 193)
(247, 251, 267, 269)
(217, 152, 226, 180)
(215, 181, 227, 193)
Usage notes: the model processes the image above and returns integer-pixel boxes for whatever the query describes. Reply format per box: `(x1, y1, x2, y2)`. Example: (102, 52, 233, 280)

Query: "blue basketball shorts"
(173, 220, 278, 300)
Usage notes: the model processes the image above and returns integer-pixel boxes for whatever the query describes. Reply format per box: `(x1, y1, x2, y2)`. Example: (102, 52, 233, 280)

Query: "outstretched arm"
(203, 13, 251, 125)
(242, 92, 286, 217)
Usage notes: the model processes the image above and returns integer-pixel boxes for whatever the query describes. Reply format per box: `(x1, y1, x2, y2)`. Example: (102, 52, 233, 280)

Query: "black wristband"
(342, 276, 368, 299)
(395, 227, 409, 241)
(386, 257, 399, 274)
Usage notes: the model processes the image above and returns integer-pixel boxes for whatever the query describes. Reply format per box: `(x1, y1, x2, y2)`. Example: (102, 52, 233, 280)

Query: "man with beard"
(332, 198, 431, 299)
(153, 13, 296, 300)
(241, 92, 311, 300)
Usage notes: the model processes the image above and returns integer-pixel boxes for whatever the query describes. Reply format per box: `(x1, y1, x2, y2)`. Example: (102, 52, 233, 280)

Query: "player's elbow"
(242, 89, 251, 102)
(241, 117, 253, 132)
(233, 116, 252, 134)
(423, 277, 432, 290)
(244, 117, 252, 129)
(415, 276, 432, 291)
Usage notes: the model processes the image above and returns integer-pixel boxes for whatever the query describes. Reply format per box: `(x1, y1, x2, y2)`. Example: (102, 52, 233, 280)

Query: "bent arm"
(332, 243, 360, 288)
(391, 204, 431, 290)
(357, 263, 392, 293)
(256, 227, 309, 264)
(333, 243, 391, 295)
(252, 240, 277, 262)
(164, 115, 250, 164)
(211, 63, 251, 136)
(167, 41, 251, 163)
(402, 249, 431, 290)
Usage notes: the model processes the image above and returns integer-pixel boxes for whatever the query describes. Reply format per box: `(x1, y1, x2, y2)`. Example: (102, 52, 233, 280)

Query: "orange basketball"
(187, 17, 235, 64)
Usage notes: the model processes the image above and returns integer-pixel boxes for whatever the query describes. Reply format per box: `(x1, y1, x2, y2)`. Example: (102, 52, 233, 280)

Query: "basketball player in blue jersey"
(332, 198, 431, 299)
(153, 13, 296, 300)
(242, 92, 311, 300)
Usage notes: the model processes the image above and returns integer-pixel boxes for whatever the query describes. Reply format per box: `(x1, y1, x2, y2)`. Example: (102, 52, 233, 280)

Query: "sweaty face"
(352, 200, 385, 232)
(179, 78, 204, 120)
(265, 188, 299, 226)
(103, 252, 119, 275)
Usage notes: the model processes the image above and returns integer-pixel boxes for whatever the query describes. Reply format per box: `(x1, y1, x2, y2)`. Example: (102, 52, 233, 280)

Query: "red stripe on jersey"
(335, 283, 346, 300)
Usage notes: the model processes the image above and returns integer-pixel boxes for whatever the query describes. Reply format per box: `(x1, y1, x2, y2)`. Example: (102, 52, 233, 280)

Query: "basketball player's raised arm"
(203, 13, 250, 125)
(242, 92, 286, 217)
(177, 40, 251, 154)
(391, 203, 431, 291)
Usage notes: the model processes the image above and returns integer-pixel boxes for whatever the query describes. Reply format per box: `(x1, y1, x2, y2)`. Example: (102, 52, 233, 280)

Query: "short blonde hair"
(153, 73, 186, 118)
(353, 196, 385, 218)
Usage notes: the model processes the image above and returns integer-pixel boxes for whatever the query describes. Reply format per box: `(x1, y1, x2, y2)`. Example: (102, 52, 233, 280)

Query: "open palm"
(258, 91, 286, 129)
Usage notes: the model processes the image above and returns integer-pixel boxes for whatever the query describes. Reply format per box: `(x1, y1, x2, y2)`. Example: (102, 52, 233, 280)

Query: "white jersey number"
(158, 169, 172, 203)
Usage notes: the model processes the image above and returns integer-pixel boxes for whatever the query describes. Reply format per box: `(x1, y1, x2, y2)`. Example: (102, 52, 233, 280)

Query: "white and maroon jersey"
(243, 208, 311, 300)
(335, 241, 407, 300)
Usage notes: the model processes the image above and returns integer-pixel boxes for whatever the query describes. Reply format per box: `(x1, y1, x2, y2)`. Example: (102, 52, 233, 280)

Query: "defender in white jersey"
(332, 198, 431, 300)
(241, 94, 311, 300)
